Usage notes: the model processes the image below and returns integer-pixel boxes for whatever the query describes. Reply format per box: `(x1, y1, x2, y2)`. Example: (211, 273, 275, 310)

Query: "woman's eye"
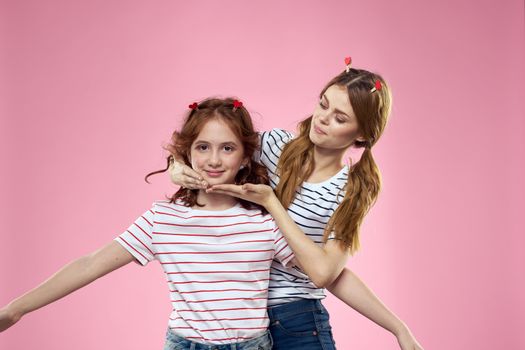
(319, 100, 328, 109)
(336, 117, 346, 123)
(197, 145, 208, 151)
(224, 146, 234, 152)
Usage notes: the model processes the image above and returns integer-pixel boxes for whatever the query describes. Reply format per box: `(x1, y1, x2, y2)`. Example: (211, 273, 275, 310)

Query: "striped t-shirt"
(257, 128, 349, 306)
(115, 200, 294, 345)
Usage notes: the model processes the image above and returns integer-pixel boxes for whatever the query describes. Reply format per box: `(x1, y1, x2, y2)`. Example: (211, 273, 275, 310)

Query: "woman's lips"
(314, 125, 327, 135)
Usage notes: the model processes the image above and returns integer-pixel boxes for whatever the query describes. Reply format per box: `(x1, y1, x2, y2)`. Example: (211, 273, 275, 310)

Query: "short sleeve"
(258, 129, 294, 172)
(114, 206, 156, 265)
(271, 220, 295, 268)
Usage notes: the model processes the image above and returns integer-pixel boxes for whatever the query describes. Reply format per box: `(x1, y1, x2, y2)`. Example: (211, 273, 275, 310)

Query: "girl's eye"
(319, 100, 328, 109)
(224, 146, 235, 152)
(336, 116, 346, 123)
(197, 144, 208, 151)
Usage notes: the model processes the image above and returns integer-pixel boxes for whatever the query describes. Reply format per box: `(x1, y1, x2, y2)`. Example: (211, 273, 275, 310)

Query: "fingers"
(206, 184, 247, 195)
(209, 184, 261, 194)
(182, 175, 208, 189)
(180, 166, 200, 179)
(241, 183, 259, 192)
(169, 161, 208, 189)
(205, 188, 245, 199)
(181, 168, 208, 188)
(208, 184, 242, 192)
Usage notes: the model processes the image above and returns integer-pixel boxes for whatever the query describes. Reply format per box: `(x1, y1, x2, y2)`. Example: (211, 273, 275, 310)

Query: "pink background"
(1, 1, 524, 349)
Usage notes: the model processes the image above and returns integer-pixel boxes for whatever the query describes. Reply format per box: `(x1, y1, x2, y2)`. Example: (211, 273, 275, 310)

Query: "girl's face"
(310, 84, 364, 150)
(189, 118, 248, 186)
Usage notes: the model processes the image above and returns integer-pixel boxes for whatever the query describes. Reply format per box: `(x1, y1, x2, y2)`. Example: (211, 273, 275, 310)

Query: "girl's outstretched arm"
(0, 241, 135, 332)
(327, 268, 424, 350)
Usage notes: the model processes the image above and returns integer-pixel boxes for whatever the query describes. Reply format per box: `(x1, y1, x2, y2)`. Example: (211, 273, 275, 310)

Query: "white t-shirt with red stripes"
(114, 200, 294, 345)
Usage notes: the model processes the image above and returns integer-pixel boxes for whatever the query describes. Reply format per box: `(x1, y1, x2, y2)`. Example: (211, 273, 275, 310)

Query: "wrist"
(6, 301, 26, 321)
(393, 321, 409, 338)
(265, 193, 281, 212)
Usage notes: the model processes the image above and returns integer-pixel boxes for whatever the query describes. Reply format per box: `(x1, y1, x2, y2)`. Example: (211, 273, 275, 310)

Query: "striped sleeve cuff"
(114, 208, 156, 265)
(274, 229, 295, 268)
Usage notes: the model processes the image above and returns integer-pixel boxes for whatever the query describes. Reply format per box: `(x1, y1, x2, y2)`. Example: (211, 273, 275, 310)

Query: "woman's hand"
(207, 183, 275, 208)
(396, 326, 424, 350)
(169, 158, 208, 189)
(0, 305, 22, 332)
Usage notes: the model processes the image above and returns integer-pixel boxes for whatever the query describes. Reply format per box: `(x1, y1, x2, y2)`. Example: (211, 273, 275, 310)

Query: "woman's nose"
(318, 112, 330, 124)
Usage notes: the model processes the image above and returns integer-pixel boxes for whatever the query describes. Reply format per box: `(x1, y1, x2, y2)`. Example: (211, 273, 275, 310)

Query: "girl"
(0, 98, 296, 350)
(169, 68, 424, 350)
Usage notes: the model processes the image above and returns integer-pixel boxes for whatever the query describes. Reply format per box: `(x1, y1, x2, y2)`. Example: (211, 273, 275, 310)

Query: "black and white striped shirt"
(257, 129, 349, 306)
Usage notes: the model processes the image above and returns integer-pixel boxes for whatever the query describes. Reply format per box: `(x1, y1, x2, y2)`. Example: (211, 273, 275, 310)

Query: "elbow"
(311, 277, 335, 289)
(310, 269, 338, 289)
(294, 255, 342, 288)
(311, 278, 328, 289)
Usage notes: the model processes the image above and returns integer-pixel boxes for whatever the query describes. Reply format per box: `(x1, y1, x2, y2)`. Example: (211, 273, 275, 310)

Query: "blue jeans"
(163, 329, 273, 350)
(268, 299, 336, 350)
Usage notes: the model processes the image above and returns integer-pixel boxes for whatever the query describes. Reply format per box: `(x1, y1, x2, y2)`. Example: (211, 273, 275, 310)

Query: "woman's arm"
(207, 183, 348, 288)
(0, 241, 135, 332)
(328, 268, 424, 350)
(265, 194, 349, 287)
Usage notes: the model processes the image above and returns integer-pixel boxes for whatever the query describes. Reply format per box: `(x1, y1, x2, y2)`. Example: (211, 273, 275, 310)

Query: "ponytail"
(274, 117, 315, 209)
(326, 147, 381, 254)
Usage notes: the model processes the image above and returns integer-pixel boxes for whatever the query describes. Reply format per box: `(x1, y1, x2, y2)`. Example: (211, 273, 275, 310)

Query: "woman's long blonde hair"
(275, 69, 392, 254)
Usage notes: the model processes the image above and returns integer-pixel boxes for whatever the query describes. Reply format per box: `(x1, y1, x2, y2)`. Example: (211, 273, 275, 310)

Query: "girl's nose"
(208, 151, 222, 167)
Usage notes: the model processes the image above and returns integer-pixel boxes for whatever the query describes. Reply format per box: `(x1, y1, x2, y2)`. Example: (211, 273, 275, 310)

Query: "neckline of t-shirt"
(302, 165, 348, 188)
(187, 202, 242, 213)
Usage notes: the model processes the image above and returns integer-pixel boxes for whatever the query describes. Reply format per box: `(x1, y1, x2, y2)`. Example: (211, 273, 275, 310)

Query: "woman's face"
(189, 118, 248, 185)
(309, 84, 364, 151)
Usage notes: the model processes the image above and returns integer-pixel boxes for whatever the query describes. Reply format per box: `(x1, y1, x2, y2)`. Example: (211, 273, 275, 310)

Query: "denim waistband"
(267, 299, 326, 320)
(165, 328, 272, 350)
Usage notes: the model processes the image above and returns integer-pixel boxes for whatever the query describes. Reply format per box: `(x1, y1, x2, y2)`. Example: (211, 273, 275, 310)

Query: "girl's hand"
(0, 305, 22, 332)
(169, 158, 208, 189)
(396, 326, 424, 350)
(207, 183, 275, 208)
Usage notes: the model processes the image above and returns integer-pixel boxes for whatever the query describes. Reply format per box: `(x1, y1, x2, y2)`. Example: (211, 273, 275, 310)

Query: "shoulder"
(260, 128, 295, 149)
(151, 200, 192, 215)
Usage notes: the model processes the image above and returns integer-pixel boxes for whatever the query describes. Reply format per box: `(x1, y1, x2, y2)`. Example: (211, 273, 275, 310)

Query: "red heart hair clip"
(344, 56, 352, 73)
(232, 100, 243, 111)
(370, 80, 382, 93)
(188, 102, 198, 110)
